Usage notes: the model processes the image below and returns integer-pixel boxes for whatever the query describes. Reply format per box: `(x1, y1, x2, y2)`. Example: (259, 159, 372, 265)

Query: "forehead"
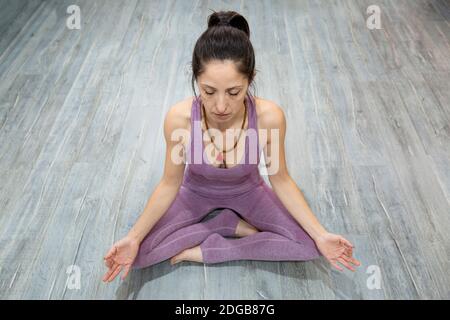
(199, 60, 246, 88)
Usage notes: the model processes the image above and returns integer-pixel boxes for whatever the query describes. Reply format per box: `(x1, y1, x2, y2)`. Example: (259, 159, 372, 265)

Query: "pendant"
(216, 152, 227, 168)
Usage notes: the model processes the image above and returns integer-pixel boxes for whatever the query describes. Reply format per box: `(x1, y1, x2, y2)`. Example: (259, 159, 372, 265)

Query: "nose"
(216, 95, 228, 114)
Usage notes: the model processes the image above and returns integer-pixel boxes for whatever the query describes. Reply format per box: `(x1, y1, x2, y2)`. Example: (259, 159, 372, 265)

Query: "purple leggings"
(132, 181, 322, 269)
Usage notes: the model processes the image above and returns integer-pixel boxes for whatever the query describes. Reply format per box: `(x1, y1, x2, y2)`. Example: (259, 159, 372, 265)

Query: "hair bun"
(207, 10, 250, 38)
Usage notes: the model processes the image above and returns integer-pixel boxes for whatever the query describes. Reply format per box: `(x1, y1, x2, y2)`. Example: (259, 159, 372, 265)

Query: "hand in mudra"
(102, 236, 140, 282)
(315, 233, 361, 272)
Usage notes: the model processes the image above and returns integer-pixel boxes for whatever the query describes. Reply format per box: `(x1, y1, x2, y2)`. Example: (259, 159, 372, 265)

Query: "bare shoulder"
(163, 97, 194, 145)
(254, 96, 286, 130)
(165, 96, 194, 130)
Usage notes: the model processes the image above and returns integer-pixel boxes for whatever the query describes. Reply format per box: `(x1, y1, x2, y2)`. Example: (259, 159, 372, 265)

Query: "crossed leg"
(132, 183, 261, 269)
(199, 182, 323, 264)
(169, 210, 260, 265)
(132, 186, 212, 269)
(134, 209, 241, 267)
(133, 182, 321, 268)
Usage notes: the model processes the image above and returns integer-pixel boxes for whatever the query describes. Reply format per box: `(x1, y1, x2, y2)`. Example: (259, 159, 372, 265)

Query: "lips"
(214, 113, 230, 117)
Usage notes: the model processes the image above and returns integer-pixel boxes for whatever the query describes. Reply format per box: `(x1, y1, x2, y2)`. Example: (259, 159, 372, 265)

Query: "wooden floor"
(0, 0, 449, 299)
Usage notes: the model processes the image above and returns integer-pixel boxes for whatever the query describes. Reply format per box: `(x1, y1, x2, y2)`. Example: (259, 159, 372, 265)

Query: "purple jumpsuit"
(132, 93, 322, 269)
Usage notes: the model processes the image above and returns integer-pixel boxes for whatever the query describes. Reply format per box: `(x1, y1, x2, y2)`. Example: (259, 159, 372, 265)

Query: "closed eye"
(204, 91, 240, 96)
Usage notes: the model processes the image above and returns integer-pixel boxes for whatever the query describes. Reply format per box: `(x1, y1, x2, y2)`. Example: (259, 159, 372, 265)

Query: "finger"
(349, 256, 361, 266)
(330, 260, 343, 272)
(342, 247, 353, 257)
(338, 257, 355, 272)
(102, 266, 114, 282)
(104, 246, 117, 260)
(343, 246, 353, 256)
(342, 248, 360, 266)
(121, 264, 132, 280)
(340, 238, 354, 249)
(104, 263, 120, 282)
(340, 254, 353, 263)
(102, 267, 114, 282)
(104, 257, 113, 268)
(102, 262, 119, 282)
(106, 265, 123, 282)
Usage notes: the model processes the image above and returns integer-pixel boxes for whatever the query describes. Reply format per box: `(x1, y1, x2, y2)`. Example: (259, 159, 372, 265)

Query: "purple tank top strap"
(189, 96, 202, 165)
(245, 93, 259, 165)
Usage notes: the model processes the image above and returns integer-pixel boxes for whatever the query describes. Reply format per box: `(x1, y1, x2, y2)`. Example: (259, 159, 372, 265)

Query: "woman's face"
(197, 59, 248, 124)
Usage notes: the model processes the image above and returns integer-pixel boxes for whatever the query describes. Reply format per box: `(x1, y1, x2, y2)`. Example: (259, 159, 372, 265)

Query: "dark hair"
(191, 10, 257, 98)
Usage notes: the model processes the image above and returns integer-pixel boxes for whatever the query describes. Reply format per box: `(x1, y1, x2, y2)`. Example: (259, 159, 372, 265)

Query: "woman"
(102, 10, 361, 282)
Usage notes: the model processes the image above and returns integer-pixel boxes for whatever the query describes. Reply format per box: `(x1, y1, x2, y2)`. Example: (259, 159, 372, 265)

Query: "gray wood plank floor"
(0, 0, 449, 299)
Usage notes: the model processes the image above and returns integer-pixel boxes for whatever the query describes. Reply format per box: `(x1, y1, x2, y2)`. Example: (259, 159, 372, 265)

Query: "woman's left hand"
(315, 232, 361, 272)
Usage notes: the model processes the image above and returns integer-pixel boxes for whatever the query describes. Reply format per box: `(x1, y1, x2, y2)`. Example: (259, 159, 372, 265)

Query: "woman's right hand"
(102, 236, 140, 282)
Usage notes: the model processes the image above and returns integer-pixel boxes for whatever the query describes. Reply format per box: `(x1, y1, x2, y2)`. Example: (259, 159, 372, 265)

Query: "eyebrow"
(201, 84, 243, 90)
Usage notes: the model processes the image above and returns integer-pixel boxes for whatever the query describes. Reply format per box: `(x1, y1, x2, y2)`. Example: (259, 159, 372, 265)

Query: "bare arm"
(127, 103, 188, 243)
(262, 103, 328, 241)
(261, 102, 360, 271)
(102, 102, 190, 281)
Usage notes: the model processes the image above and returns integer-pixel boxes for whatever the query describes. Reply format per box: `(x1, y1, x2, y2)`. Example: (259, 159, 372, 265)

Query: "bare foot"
(170, 245, 203, 265)
(235, 219, 259, 237)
